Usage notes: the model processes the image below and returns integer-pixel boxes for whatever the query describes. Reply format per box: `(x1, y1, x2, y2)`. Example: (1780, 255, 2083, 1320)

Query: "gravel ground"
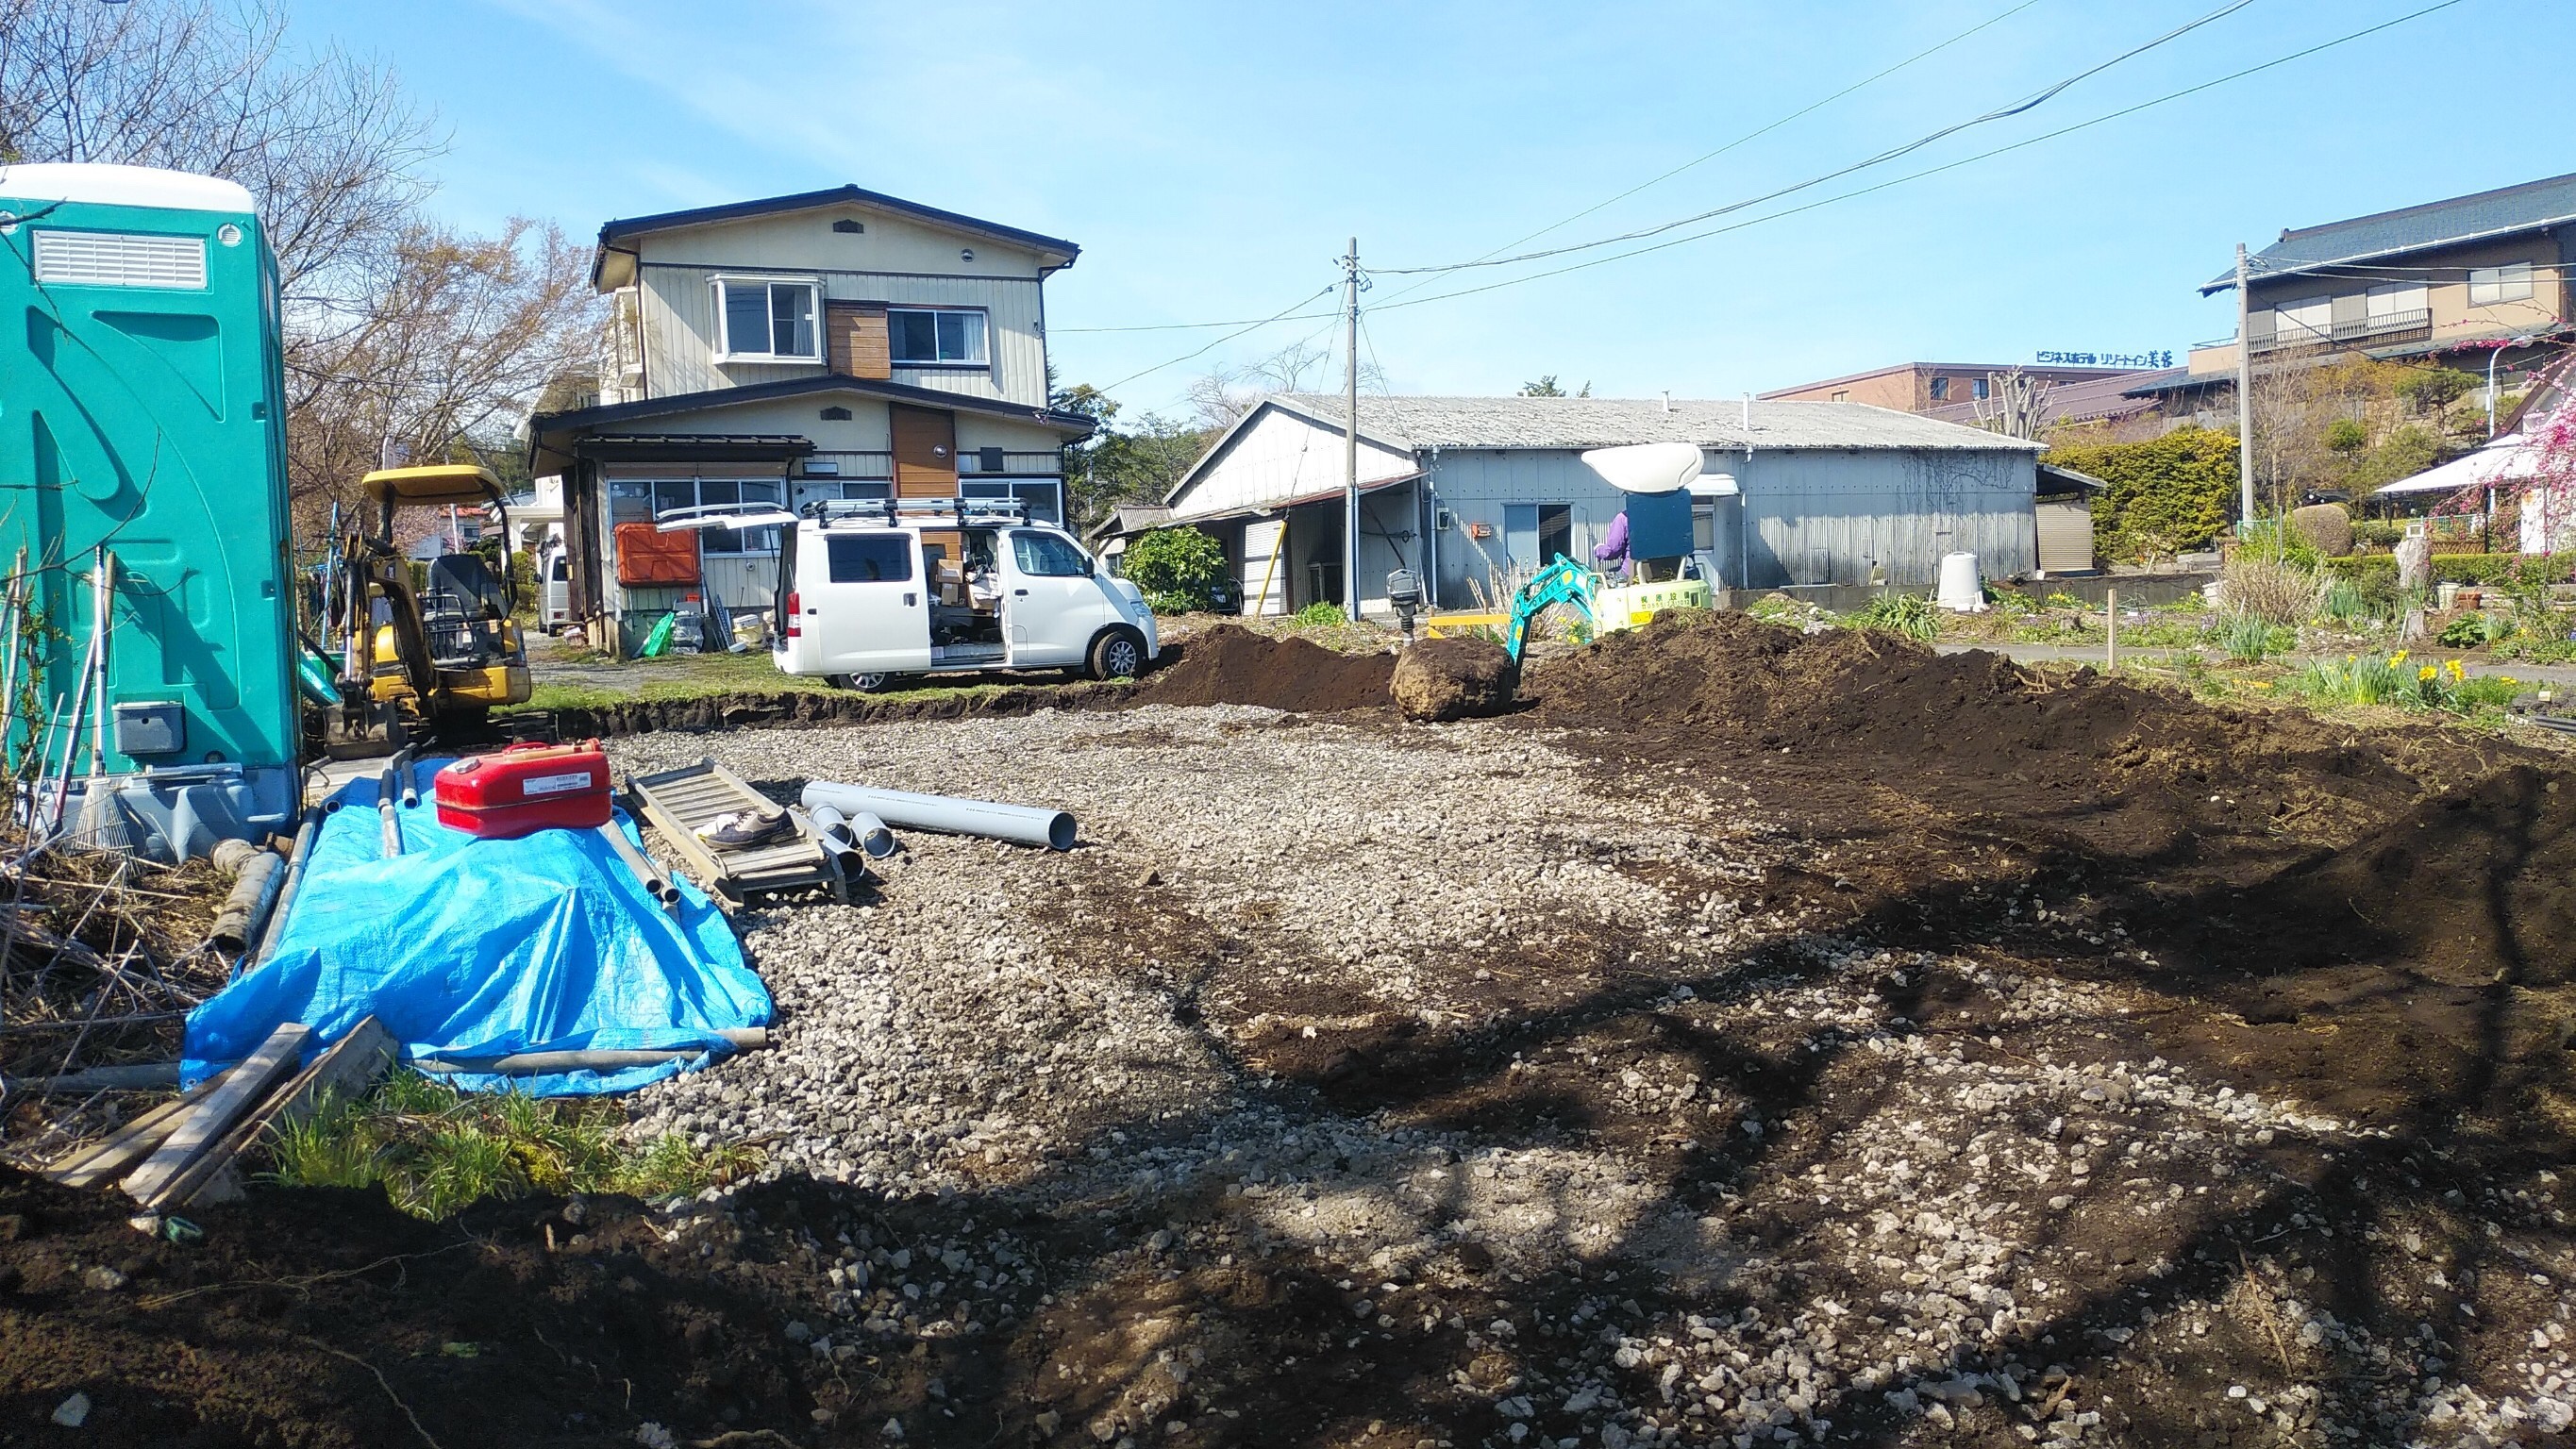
(594, 704, 2576, 1448)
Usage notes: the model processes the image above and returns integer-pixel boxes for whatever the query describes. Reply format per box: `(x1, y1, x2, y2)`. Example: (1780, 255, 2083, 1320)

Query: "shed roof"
(1083, 504, 1174, 543)
(1263, 394, 2043, 454)
(2201, 171, 2576, 293)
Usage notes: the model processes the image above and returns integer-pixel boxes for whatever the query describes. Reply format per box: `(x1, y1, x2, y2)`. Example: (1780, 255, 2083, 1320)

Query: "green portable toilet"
(0, 163, 301, 858)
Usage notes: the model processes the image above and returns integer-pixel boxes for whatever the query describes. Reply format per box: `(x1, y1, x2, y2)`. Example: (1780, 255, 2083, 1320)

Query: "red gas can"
(434, 740, 613, 840)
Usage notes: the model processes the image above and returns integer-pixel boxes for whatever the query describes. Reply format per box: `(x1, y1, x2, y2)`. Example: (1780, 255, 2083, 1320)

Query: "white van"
(662, 497, 1158, 691)
(538, 542, 571, 631)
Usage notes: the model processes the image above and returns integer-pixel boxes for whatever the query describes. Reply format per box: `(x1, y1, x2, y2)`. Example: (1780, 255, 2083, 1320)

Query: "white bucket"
(1934, 551, 1987, 612)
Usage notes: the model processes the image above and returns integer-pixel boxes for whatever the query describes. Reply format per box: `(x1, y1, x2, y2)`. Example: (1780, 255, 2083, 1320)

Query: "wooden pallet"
(624, 758, 849, 910)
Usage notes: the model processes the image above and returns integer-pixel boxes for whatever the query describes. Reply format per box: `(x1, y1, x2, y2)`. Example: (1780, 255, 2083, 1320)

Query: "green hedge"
(2319, 553, 2571, 586)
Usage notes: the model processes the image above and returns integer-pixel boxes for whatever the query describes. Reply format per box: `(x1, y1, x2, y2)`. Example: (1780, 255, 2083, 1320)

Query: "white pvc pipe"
(807, 802, 895, 858)
(801, 782, 1074, 852)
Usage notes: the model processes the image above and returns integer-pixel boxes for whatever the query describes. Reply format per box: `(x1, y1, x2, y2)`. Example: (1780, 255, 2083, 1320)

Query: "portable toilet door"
(0, 163, 302, 854)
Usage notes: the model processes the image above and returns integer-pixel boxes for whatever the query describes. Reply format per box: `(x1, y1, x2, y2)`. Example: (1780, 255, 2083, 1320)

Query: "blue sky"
(298, 0, 2559, 420)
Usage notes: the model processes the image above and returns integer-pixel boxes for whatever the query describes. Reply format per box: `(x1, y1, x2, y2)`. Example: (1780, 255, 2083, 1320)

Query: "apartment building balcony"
(2250, 308, 2432, 355)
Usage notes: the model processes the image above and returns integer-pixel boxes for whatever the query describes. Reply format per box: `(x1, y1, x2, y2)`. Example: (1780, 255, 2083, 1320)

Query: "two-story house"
(527, 185, 1097, 652)
(2127, 172, 2576, 423)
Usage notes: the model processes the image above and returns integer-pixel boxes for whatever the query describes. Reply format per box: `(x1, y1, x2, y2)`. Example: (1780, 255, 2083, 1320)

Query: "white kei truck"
(659, 497, 1160, 691)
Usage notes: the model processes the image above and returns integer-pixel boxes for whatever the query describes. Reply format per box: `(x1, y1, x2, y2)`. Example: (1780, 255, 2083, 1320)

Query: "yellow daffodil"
(2418, 665, 2438, 681)
(2446, 659, 2466, 682)
(2390, 650, 2409, 666)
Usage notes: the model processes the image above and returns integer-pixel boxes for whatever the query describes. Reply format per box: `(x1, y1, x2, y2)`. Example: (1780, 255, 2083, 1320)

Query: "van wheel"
(831, 672, 896, 692)
(1088, 627, 1147, 681)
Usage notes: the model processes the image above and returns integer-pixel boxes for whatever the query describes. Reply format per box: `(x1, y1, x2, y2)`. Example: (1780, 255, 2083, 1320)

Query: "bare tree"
(1, 2, 602, 522)
(1184, 337, 1388, 432)
(0, 0, 437, 302)
(1973, 367, 2053, 440)
(285, 219, 605, 522)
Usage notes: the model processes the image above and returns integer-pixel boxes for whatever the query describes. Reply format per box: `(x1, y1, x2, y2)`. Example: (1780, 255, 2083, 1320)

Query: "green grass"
(2277, 651, 2527, 718)
(510, 646, 1039, 714)
(1844, 591, 1939, 641)
(2218, 614, 2295, 662)
(263, 1071, 760, 1219)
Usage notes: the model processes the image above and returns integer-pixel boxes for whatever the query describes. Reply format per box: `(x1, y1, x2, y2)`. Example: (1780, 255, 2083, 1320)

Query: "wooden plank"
(119, 1023, 309, 1207)
(46, 1072, 228, 1190)
(164, 1016, 395, 1209)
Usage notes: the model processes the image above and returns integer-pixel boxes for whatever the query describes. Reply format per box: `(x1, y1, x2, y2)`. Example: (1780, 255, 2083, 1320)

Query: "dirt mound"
(2217, 761, 2576, 985)
(1138, 625, 1396, 712)
(1524, 609, 2515, 859)
(1390, 636, 1517, 722)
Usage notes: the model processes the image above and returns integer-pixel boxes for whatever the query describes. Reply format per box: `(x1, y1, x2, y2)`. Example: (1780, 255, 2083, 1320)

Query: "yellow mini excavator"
(328, 464, 531, 749)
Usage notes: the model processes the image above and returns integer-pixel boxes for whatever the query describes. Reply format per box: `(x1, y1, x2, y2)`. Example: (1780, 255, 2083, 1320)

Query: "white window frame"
(2468, 261, 2534, 307)
(710, 275, 821, 363)
(611, 286, 644, 380)
(2271, 295, 2333, 342)
(962, 478, 1062, 525)
(2365, 281, 2427, 320)
(885, 306, 991, 368)
(636, 477, 788, 556)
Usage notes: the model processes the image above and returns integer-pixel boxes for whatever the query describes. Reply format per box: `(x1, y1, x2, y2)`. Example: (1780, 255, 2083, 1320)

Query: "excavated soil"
(1522, 609, 2576, 1134)
(1132, 625, 1397, 712)
(10, 609, 2576, 1448)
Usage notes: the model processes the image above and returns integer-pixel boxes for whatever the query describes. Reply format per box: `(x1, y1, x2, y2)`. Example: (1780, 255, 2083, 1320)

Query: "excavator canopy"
(363, 464, 504, 508)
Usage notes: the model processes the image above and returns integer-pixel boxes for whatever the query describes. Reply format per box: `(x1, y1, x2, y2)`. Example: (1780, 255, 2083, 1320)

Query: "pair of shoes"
(697, 809, 787, 847)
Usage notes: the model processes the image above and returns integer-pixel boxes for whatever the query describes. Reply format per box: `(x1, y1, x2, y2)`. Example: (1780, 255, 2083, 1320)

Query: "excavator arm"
(339, 536, 442, 707)
(1503, 556, 1599, 662)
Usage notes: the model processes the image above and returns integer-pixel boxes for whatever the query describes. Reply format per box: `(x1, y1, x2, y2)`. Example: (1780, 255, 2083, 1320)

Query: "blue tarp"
(184, 760, 771, 1096)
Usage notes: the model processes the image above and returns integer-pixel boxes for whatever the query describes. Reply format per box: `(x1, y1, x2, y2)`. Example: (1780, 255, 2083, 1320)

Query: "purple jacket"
(1592, 510, 1631, 573)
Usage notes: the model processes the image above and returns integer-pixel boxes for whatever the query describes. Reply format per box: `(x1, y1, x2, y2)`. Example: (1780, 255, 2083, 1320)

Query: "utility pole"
(2233, 242, 2256, 529)
(1342, 237, 1361, 621)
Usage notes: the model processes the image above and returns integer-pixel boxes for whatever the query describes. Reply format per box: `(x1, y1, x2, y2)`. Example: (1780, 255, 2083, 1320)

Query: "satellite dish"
(1580, 441, 1702, 495)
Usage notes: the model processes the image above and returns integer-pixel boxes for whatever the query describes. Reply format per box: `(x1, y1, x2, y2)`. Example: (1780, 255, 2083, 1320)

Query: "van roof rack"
(804, 496, 1028, 525)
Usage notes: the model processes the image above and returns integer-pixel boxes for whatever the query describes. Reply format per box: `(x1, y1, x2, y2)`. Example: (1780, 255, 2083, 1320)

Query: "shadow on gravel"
(16, 614, 2574, 1444)
(12, 804, 2566, 1446)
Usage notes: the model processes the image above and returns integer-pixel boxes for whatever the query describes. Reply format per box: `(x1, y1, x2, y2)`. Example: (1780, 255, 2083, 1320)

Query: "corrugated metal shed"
(1263, 393, 2045, 453)
(1161, 395, 2044, 609)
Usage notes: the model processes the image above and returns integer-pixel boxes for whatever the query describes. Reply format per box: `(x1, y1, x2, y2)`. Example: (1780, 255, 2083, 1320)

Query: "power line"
(1062, 1, 2053, 335)
(1369, 0, 2255, 278)
(1090, 283, 1340, 392)
(1373, 0, 2051, 305)
(1367, 0, 2468, 316)
(1055, 311, 1336, 335)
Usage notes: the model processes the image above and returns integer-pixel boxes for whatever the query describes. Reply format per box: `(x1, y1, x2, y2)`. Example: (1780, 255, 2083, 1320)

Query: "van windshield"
(1010, 529, 1089, 578)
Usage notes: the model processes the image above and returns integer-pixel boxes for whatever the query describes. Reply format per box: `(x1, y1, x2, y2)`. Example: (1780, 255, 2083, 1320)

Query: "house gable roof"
(2201, 171, 2576, 294)
(593, 184, 1079, 287)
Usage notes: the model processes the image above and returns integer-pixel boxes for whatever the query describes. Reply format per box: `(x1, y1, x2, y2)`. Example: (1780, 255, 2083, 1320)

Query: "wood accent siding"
(828, 301, 893, 379)
(890, 405, 958, 496)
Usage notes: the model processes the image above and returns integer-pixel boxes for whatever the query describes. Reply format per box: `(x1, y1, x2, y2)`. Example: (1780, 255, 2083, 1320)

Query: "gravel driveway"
(595, 697, 2575, 1448)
